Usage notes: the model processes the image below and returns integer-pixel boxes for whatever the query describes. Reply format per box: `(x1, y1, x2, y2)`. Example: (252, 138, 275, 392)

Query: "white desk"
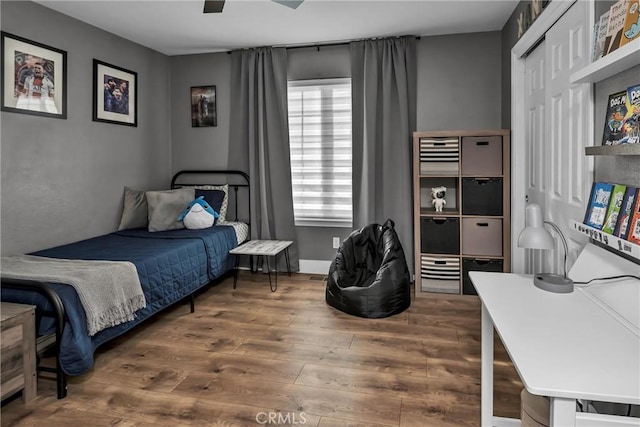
(471, 268, 640, 427)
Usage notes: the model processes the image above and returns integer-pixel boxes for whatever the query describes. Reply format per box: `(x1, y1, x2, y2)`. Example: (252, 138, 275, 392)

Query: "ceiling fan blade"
(272, 0, 304, 9)
(203, 0, 225, 13)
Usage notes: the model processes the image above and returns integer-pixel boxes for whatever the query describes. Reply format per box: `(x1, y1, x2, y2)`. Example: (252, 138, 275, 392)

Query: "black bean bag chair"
(326, 219, 411, 318)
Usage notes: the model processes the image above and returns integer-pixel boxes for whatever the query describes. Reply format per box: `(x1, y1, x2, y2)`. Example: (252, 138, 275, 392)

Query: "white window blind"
(288, 78, 352, 227)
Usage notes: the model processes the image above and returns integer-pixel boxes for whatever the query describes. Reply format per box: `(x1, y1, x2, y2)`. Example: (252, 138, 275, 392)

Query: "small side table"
(1, 302, 37, 403)
(229, 240, 293, 292)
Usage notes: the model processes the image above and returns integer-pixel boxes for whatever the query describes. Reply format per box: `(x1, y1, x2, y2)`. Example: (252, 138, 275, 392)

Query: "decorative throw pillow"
(146, 187, 195, 232)
(195, 189, 226, 220)
(193, 184, 229, 222)
(117, 187, 148, 230)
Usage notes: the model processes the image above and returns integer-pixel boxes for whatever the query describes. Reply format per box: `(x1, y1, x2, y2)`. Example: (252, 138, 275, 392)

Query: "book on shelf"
(627, 192, 640, 244)
(621, 84, 640, 144)
(591, 20, 601, 62)
(605, 0, 631, 55)
(619, 0, 640, 48)
(614, 187, 638, 239)
(584, 182, 614, 230)
(602, 184, 627, 234)
(602, 90, 628, 145)
(594, 10, 611, 60)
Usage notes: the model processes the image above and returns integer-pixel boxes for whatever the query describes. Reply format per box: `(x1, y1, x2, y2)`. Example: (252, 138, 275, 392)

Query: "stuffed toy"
(177, 196, 219, 229)
(431, 186, 447, 212)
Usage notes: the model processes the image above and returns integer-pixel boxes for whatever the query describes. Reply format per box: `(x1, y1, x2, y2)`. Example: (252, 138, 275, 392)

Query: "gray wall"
(0, 1, 504, 262)
(168, 33, 504, 262)
(170, 53, 231, 172)
(416, 32, 503, 131)
(0, 1, 172, 255)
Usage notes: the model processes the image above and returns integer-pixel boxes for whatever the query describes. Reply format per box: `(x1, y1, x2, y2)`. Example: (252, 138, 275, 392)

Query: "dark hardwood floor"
(1, 272, 522, 426)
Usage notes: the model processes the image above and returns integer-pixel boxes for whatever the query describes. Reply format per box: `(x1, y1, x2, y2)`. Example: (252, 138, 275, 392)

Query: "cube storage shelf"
(413, 130, 511, 297)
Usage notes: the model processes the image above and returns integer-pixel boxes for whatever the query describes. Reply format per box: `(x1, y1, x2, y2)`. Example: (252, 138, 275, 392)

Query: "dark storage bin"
(460, 136, 503, 175)
(462, 178, 503, 216)
(420, 217, 460, 254)
(462, 258, 504, 295)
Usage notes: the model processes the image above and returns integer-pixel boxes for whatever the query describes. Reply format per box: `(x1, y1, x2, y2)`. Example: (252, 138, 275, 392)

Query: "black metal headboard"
(170, 170, 250, 224)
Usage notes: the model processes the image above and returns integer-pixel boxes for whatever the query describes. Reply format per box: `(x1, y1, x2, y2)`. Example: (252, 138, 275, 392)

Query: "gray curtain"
(228, 47, 299, 271)
(350, 36, 417, 273)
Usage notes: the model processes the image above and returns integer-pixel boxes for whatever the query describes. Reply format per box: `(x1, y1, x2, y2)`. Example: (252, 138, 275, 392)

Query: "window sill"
(295, 221, 353, 228)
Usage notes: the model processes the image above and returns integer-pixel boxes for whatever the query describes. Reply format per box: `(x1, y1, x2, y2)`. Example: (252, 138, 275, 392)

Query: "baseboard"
(299, 259, 331, 274)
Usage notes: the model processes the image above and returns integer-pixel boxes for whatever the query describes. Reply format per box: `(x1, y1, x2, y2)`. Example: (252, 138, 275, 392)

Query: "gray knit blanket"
(1, 255, 146, 336)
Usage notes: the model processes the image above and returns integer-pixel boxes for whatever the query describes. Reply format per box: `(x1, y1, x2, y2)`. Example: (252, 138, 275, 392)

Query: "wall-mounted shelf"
(585, 145, 640, 156)
(570, 39, 640, 84)
(570, 220, 640, 261)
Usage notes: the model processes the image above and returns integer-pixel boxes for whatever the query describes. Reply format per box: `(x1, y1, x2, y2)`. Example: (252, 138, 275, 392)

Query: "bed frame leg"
(190, 294, 195, 313)
(56, 366, 67, 399)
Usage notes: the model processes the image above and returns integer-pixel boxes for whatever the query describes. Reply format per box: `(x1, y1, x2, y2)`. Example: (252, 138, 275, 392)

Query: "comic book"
(621, 84, 640, 144)
(614, 187, 638, 238)
(584, 182, 614, 230)
(601, 90, 628, 145)
(594, 10, 611, 60)
(627, 192, 640, 244)
(605, 0, 631, 55)
(602, 184, 627, 234)
(619, 0, 640, 48)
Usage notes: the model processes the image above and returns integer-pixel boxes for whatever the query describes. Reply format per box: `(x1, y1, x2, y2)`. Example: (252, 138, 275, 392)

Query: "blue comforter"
(1, 226, 237, 375)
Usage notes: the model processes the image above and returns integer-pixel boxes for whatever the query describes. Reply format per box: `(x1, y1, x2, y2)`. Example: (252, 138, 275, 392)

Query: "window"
(287, 78, 352, 227)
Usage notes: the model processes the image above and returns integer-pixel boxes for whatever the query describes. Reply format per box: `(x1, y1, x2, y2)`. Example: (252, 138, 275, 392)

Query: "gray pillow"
(117, 187, 148, 231)
(146, 188, 195, 232)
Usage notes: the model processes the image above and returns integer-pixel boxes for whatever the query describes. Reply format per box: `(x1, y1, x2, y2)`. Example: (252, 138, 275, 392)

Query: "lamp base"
(534, 273, 574, 294)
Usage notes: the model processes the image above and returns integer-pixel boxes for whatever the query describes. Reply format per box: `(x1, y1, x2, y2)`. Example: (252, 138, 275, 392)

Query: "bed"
(0, 170, 249, 399)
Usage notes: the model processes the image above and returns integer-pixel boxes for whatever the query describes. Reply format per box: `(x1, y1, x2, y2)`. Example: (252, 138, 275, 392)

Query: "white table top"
(470, 270, 640, 405)
(228, 240, 293, 256)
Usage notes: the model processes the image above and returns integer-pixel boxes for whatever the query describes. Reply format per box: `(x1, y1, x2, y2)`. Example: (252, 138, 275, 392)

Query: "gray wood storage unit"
(412, 130, 511, 297)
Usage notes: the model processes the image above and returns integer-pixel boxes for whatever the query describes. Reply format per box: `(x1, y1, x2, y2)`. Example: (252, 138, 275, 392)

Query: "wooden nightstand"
(1, 302, 37, 403)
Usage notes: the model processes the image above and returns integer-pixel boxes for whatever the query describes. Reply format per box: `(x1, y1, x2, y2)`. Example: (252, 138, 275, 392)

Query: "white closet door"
(523, 1, 592, 276)
(542, 0, 592, 274)
(524, 39, 547, 275)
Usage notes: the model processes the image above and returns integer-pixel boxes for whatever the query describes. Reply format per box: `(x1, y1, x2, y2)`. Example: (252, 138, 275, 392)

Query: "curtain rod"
(227, 36, 420, 54)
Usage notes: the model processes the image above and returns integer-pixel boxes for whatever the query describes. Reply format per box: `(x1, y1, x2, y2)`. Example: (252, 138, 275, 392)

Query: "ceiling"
(34, 0, 520, 56)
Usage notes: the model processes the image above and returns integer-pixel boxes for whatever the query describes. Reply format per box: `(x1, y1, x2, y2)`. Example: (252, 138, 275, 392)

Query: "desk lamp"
(518, 203, 574, 293)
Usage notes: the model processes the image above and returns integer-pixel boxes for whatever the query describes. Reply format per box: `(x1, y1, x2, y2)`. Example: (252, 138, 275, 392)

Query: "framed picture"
(93, 59, 137, 127)
(1, 31, 67, 119)
(191, 85, 217, 127)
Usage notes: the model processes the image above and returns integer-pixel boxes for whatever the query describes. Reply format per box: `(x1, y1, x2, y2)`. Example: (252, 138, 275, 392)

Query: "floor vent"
(309, 275, 327, 281)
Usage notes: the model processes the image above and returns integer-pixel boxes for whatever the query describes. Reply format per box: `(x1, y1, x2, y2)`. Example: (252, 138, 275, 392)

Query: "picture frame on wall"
(1, 31, 67, 119)
(191, 85, 217, 127)
(93, 59, 137, 127)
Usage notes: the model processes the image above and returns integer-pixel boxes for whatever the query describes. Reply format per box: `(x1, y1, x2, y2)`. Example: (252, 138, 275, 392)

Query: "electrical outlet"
(332, 237, 340, 249)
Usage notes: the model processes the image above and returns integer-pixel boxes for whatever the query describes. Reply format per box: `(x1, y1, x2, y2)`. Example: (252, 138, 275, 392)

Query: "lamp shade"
(518, 204, 554, 249)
